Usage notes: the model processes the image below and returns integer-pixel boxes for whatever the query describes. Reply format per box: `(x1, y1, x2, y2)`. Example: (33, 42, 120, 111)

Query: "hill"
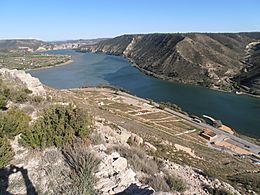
(0, 38, 106, 52)
(79, 32, 260, 95)
(0, 68, 259, 194)
(0, 39, 48, 51)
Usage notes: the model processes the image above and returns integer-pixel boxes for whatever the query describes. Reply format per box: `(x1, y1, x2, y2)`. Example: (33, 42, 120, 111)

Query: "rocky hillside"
(233, 41, 260, 94)
(49, 38, 107, 50)
(1, 69, 259, 194)
(79, 33, 260, 94)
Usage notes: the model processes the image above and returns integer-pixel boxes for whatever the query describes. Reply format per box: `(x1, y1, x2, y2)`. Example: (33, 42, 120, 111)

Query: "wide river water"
(29, 50, 260, 138)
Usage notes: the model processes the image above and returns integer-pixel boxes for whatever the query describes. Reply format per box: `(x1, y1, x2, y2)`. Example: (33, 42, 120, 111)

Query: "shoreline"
(78, 49, 260, 98)
(129, 59, 260, 98)
(27, 59, 73, 71)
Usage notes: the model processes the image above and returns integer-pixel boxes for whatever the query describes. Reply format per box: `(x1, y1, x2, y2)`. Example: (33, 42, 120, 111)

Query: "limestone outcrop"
(0, 68, 46, 97)
(92, 144, 154, 195)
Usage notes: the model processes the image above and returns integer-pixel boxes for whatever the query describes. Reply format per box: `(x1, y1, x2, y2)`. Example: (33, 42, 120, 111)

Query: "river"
(29, 50, 260, 138)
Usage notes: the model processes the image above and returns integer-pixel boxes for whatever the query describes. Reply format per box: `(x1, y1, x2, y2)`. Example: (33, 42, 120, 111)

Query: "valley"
(78, 33, 260, 96)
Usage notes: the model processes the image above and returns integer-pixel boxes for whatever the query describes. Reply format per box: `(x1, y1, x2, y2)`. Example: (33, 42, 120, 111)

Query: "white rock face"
(0, 68, 46, 97)
(112, 156, 128, 172)
(94, 120, 132, 144)
(162, 160, 241, 195)
(6, 136, 70, 195)
(92, 144, 154, 195)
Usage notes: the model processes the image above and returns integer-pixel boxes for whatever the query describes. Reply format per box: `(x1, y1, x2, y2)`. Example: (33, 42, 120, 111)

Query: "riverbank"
(26, 59, 73, 71)
(78, 49, 259, 98)
(130, 60, 260, 99)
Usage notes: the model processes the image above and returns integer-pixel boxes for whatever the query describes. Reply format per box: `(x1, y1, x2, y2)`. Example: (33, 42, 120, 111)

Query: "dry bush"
(143, 174, 187, 193)
(144, 175, 170, 192)
(112, 146, 159, 175)
(164, 174, 187, 192)
(89, 132, 104, 145)
(62, 141, 99, 195)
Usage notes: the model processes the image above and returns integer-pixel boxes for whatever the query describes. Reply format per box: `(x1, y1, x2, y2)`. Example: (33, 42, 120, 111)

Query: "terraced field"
(45, 87, 260, 192)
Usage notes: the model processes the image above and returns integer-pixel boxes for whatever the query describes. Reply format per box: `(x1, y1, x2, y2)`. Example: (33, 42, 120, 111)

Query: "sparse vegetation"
(112, 146, 159, 174)
(164, 174, 187, 192)
(0, 50, 71, 70)
(0, 95, 8, 109)
(89, 132, 104, 145)
(20, 104, 92, 149)
(228, 173, 260, 194)
(0, 77, 34, 105)
(203, 185, 233, 195)
(144, 175, 170, 192)
(140, 172, 187, 192)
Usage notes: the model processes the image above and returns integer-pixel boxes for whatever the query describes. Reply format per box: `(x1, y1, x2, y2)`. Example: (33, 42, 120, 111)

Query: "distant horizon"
(1, 31, 260, 42)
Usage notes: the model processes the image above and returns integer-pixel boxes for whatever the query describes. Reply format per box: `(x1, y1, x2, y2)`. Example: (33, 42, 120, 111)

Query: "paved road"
(163, 106, 260, 155)
(118, 91, 260, 155)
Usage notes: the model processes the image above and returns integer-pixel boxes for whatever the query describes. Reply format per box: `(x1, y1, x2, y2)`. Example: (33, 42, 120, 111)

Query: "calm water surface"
(29, 50, 260, 138)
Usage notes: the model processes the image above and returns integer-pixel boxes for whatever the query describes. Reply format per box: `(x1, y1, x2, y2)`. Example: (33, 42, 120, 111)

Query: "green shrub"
(20, 104, 92, 149)
(0, 106, 29, 168)
(2, 88, 11, 98)
(0, 95, 8, 109)
(23, 88, 33, 94)
(30, 95, 44, 104)
(10, 89, 30, 103)
(0, 108, 31, 138)
(0, 135, 14, 168)
(62, 142, 99, 194)
(0, 81, 10, 109)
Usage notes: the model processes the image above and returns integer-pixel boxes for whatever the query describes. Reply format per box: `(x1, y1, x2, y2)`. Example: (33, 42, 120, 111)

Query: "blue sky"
(0, 0, 259, 41)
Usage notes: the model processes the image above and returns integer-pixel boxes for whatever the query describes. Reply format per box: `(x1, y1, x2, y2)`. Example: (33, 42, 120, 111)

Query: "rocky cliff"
(80, 33, 260, 94)
(233, 41, 260, 94)
(0, 68, 46, 97)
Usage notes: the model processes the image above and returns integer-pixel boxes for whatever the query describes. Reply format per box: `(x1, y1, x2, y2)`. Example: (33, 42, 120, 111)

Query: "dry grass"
(112, 146, 159, 175)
